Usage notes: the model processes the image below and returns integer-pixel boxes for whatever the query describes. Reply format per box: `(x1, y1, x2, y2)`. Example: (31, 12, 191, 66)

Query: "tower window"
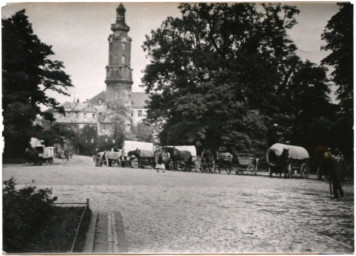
(121, 55, 126, 64)
(122, 42, 126, 50)
(138, 110, 142, 117)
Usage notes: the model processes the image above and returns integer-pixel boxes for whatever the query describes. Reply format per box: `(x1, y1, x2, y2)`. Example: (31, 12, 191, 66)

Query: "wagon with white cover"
(121, 140, 155, 168)
(266, 143, 310, 178)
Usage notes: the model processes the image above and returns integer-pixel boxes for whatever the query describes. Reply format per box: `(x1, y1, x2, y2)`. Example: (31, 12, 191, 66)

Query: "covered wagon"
(266, 143, 310, 178)
(121, 140, 155, 168)
(164, 145, 197, 171)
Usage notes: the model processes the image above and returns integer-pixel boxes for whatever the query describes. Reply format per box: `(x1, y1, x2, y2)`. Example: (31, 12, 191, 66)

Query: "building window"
(138, 110, 142, 117)
(122, 42, 126, 50)
(121, 55, 126, 64)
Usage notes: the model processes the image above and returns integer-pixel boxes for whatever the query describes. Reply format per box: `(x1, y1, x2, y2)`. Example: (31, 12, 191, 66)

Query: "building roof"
(88, 91, 106, 105)
(62, 102, 96, 112)
(131, 92, 149, 109)
(87, 90, 149, 109)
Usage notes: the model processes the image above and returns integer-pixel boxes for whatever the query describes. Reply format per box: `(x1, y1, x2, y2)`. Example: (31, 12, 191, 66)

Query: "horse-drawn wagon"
(163, 145, 197, 171)
(266, 143, 310, 178)
(26, 138, 54, 165)
(122, 140, 155, 168)
(215, 151, 234, 174)
(234, 153, 257, 175)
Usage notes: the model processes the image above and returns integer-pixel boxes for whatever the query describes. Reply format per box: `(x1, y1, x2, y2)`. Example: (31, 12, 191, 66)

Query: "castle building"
(52, 3, 149, 136)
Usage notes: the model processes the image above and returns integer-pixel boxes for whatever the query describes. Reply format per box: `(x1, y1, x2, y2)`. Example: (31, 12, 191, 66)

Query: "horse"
(94, 151, 106, 167)
(200, 149, 215, 173)
(215, 151, 233, 174)
(268, 148, 291, 178)
(163, 147, 192, 172)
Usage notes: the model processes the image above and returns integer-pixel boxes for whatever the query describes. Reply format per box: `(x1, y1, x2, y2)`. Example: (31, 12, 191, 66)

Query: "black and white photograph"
(1, 1, 354, 254)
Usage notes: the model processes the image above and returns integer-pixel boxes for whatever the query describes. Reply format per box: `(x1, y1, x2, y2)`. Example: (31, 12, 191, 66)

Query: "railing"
(53, 198, 90, 252)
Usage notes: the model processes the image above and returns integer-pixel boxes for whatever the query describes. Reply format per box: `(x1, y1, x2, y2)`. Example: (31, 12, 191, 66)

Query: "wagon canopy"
(267, 143, 309, 160)
(138, 150, 154, 158)
(122, 140, 155, 156)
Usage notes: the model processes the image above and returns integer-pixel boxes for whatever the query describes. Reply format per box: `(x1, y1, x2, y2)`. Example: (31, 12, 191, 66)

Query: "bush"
(3, 178, 57, 252)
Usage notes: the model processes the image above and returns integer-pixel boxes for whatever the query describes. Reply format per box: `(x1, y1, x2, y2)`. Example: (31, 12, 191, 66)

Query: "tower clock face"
(122, 37, 127, 43)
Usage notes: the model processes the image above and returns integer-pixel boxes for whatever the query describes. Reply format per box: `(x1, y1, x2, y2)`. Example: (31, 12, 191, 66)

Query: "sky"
(2, 2, 340, 104)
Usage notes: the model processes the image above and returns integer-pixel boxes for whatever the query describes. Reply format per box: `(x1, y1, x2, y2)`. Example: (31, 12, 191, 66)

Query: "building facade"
(52, 4, 149, 136)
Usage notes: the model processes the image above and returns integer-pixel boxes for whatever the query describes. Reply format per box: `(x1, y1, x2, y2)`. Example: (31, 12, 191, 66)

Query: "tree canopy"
(321, 3, 353, 159)
(321, 3, 353, 116)
(142, 3, 335, 155)
(2, 10, 73, 158)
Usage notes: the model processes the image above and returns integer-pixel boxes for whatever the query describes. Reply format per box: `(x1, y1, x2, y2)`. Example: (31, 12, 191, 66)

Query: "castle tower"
(105, 3, 132, 109)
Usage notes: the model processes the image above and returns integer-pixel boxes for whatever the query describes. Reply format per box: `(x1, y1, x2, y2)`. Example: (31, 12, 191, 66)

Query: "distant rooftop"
(87, 90, 149, 109)
(131, 92, 149, 108)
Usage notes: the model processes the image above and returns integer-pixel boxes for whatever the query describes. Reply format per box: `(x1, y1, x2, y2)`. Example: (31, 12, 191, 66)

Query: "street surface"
(3, 155, 354, 253)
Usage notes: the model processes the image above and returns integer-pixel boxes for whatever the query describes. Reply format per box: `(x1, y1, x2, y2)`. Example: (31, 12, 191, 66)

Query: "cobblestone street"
(3, 156, 354, 253)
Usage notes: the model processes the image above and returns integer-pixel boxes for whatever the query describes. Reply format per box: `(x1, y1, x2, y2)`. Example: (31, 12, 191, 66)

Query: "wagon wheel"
(131, 158, 139, 169)
(177, 161, 186, 171)
(247, 165, 256, 175)
(168, 161, 175, 170)
(300, 163, 310, 179)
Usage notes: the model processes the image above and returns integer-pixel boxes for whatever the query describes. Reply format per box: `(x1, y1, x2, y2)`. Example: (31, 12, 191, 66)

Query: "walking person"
(323, 148, 344, 198)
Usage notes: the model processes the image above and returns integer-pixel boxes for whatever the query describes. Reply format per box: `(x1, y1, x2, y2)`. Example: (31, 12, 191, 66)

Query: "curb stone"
(83, 211, 98, 252)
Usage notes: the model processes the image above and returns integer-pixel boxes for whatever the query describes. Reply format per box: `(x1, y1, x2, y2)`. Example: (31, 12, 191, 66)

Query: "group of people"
(322, 147, 345, 199)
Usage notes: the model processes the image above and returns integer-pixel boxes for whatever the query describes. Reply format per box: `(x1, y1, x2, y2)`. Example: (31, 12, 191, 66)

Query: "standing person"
(155, 149, 165, 172)
(323, 148, 344, 198)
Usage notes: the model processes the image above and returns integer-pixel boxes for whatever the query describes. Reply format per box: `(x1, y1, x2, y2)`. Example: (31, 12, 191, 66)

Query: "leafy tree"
(75, 125, 97, 156)
(34, 121, 78, 147)
(142, 3, 300, 151)
(321, 3, 353, 159)
(131, 123, 154, 142)
(288, 60, 336, 153)
(3, 178, 57, 252)
(2, 10, 73, 158)
(95, 101, 130, 151)
(321, 3, 353, 116)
